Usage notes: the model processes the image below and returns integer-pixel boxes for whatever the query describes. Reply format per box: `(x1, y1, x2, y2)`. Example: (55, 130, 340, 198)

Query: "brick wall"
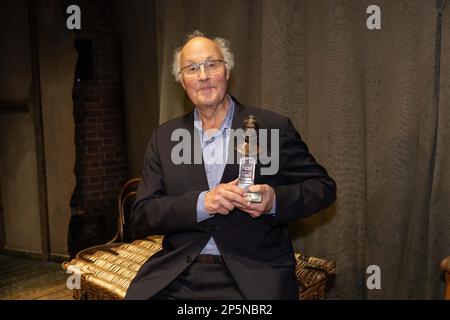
(69, 0, 128, 250)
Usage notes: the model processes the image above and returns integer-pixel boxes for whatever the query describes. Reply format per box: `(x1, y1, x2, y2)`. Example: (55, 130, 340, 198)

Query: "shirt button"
(186, 256, 192, 263)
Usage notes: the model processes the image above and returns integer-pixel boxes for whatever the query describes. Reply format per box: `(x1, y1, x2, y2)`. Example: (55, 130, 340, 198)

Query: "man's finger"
(234, 203, 265, 216)
(222, 190, 249, 206)
(233, 200, 252, 210)
(228, 178, 240, 185)
(216, 207, 229, 215)
(229, 186, 247, 197)
(220, 184, 246, 197)
(243, 202, 264, 211)
(234, 196, 269, 212)
(248, 184, 266, 193)
(246, 210, 262, 218)
(219, 198, 235, 212)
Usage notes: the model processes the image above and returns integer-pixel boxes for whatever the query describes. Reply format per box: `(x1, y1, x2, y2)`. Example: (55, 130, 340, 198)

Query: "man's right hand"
(204, 178, 250, 215)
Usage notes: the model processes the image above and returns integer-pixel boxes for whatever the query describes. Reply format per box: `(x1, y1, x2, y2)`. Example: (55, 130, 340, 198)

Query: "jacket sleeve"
(273, 117, 337, 226)
(130, 129, 202, 237)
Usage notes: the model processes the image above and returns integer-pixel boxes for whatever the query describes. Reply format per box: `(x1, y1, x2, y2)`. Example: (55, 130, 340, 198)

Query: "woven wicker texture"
(63, 235, 334, 300)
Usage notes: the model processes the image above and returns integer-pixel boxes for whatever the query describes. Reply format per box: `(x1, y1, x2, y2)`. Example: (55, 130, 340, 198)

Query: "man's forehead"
(180, 37, 222, 62)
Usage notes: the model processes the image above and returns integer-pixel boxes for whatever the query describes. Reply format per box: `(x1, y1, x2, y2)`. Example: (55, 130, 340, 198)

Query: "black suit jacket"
(125, 97, 336, 299)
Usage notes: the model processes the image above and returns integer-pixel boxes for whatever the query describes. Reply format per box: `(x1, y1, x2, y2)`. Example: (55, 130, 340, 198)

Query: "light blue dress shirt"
(195, 96, 275, 256)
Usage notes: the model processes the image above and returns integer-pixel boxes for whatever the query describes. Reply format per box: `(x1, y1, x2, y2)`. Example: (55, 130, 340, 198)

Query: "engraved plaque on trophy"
(236, 115, 262, 203)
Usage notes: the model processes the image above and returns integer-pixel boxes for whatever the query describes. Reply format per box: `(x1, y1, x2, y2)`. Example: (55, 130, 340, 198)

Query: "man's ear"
(226, 69, 230, 80)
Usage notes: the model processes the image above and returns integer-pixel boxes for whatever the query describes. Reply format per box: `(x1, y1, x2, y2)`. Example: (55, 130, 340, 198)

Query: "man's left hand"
(234, 184, 276, 218)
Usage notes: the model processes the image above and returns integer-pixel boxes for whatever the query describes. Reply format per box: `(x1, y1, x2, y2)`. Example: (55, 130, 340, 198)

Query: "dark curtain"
(152, 0, 450, 299)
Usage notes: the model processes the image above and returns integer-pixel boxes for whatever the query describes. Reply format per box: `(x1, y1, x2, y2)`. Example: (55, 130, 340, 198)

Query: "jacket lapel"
(220, 98, 247, 184)
(183, 112, 210, 191)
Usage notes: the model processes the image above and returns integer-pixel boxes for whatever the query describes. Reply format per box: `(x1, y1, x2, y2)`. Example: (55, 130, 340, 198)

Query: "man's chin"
(198, 91, 216, 100)
(197, 96, 219, 107)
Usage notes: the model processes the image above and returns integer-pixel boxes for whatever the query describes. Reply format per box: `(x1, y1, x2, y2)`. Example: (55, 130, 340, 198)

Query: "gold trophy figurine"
(236, 115, 262, 203)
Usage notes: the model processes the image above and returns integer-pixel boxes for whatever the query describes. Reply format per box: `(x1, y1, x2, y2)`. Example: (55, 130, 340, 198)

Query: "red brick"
(90, 162, 100, 168)
(85, 183, 105, 192)
(102, 124, 114, 131)
(85, 110, 102, 117)
(84, 139, 102, 147)
(83, 95, 101, 103)
(90, 192, 100, 199)
(102, 109, 114, 117)
(104, 166, 123, 174)
(101, 175, 119, 183)
(87, 199, 104, 207)
(106, 182, 116, 189)
(82, 155, 104, 163)
(87, 146, 99, 153)
(99, 146, 119, 153)
(85, 168, 104, 177)
(69, 0, 128, 221)
(89, 176, 100, 183)
(102, 117, 116, 124)
(102, 160, 120, 167)
(98, 131, 111, 138)
(101, 95, 114, 103)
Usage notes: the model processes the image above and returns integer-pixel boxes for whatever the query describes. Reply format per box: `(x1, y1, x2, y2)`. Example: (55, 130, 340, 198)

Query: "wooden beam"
(0, 183, 4, 252)
(28, 0, 50, 261)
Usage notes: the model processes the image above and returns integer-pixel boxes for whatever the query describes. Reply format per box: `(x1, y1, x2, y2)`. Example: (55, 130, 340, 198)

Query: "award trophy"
(236, 115, 262, 203)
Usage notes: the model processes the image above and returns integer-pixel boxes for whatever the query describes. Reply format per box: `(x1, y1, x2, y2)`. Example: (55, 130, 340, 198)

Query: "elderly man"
(125, 31, 336, 300)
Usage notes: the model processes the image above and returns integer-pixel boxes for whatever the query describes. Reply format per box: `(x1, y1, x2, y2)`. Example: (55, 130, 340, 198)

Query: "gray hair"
(171, 30, 235, 82)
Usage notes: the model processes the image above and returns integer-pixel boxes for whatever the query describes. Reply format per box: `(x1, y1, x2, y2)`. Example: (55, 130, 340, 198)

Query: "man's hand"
(205, 179, 249, 215)
(234, 184, 276, 218)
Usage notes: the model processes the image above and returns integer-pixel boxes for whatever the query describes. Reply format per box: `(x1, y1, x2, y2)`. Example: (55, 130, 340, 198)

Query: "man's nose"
(198, 65, 209, 81)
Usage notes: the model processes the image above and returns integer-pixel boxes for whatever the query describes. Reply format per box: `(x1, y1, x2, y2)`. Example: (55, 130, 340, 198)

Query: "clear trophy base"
(247, 192, 262, 203)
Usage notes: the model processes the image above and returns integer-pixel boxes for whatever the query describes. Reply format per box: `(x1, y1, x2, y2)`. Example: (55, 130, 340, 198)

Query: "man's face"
(179, 37, 230, 109)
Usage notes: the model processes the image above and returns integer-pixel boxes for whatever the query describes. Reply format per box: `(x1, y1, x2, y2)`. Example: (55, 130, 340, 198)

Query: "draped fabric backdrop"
(152, 0, 450, 299)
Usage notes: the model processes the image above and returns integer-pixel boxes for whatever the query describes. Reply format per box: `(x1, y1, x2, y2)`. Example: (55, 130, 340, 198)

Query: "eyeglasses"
(179, 60, 226, 78)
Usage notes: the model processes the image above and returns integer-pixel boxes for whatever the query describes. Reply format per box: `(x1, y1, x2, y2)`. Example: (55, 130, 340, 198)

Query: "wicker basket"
(63, 235, 334, 300)
(295, 253, 336, 299)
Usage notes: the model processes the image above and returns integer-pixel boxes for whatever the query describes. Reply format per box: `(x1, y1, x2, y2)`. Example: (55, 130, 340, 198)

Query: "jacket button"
(186, 256, 192, 263)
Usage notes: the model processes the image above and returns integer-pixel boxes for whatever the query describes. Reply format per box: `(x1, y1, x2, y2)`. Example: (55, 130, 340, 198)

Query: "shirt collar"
(194, 95, 235, 139)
